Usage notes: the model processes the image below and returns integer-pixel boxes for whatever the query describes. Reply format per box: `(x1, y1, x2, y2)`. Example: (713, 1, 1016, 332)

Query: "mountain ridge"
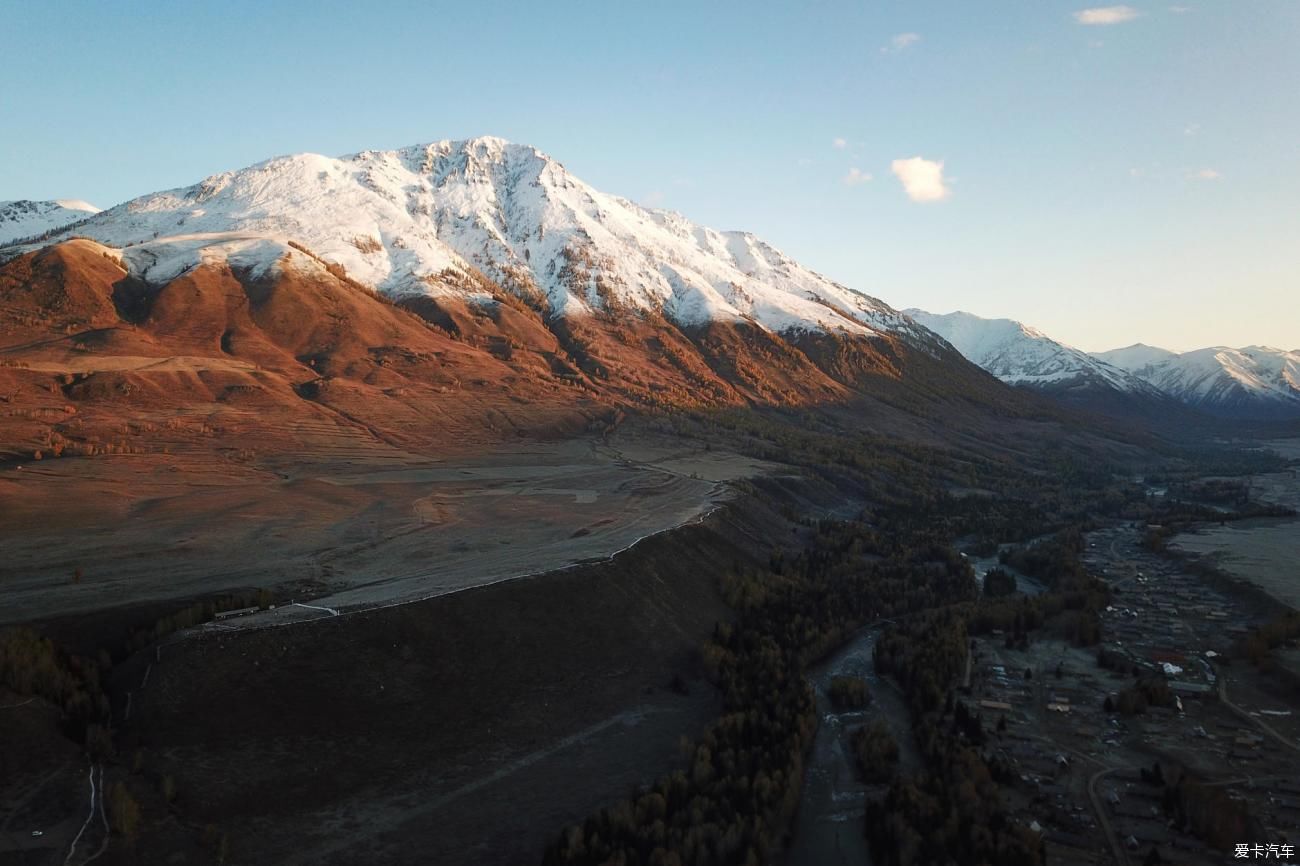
(0, 198, 100, 245)
(1095, 343, 1300, 418)
(9, 135, 1290, 424)
(905, 308, 1300, 420)
(27, 136, 936, 351)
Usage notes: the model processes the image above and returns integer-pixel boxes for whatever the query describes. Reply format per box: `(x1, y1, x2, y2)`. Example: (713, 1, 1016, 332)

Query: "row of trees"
(867, 606, 1045, 866)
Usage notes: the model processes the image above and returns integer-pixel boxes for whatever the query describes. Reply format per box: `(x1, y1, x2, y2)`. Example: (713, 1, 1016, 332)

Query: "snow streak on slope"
(1098, 344, 1300, 413)
(43, 137, 930, 343)
(905, 309, 1149, 391)
(0, 199, 100, 245)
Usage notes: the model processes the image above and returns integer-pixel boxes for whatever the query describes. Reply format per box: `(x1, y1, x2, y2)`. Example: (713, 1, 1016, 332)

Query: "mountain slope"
(1097, 344, 1300, 418)
(40, 137, 933, 347)
(0, 230, 1057, 512)
(0, 199, 100, 245)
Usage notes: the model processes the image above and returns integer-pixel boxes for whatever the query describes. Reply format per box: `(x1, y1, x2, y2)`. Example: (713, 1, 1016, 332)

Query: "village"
(966, 523, 1300, 865)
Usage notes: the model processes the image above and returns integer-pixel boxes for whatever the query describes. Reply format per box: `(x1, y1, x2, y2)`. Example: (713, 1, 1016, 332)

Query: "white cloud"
(1168, 5, 1191, 12)
(1128, 167, 1143, 178)
(890, 157, 950, 202)
(1183, 123, 1200, 136)
(644, 190, 665, 206)
(1073, 6, 1141, 25)
(831, 137, 848, 150)
(796, 157, 816, 167)
(1192, 168, 1221, 181)
(881, 32, 921, 54)
(842, 167, 872, 187)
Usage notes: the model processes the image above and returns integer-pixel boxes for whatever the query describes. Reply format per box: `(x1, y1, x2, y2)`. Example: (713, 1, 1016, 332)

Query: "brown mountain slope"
(0, 240, 603, 459)
(0, 237, 1046, 464)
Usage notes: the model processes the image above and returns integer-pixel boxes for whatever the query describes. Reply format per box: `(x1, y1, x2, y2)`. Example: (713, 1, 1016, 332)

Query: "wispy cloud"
(842, 168, 872, 187)
(890, 157, 950, 203)
(644, 190, 665, 206)
(796, 157, 816, 167)
(1073, 6, 1141, 25)
(1183, 123, 1200, 136)
(881, 32, 921, 54)
(831, 137, 848, 150)
(1168, 5, 1191, 12)
(1191, 168, 1221, 181)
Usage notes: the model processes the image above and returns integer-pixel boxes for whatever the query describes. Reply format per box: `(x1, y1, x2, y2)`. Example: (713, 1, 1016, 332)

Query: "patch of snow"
(117, 233, 323, 285)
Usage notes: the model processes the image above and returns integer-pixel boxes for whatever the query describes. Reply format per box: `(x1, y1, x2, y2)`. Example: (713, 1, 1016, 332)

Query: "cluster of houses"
(963, 525, 1300, 864)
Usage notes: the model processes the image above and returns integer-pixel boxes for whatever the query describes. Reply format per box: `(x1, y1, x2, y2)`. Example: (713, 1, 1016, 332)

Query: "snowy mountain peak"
(1091, 343, 1179, 375)
(0, 199, 100, 245)
(32, 136, 927, 343)
(904, 309, 1150, 393)
(1095, 343, 1300, 416)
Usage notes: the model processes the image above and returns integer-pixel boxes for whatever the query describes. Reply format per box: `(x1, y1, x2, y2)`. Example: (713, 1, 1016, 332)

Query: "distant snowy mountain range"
(0, 199, 99, 245)
(1096, 343, 1300, 417)
(904, 310, 1152, 393)
(4, 136, 1293, 420)
(912, 309, 1300, 419)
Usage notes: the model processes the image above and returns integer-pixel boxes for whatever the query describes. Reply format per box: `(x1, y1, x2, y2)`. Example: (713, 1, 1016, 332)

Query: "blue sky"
(4, 1, 1297, 351)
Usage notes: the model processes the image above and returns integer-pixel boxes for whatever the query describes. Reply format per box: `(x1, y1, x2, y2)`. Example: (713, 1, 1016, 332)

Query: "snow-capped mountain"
(908, 311, 1300, 419)
(35, 136, 931, 345)
(0, 199, 100, 245)
(1091, 343, 1179, 376)
(904, 309, 1151, 393)
(1095, 344, 1300, 418)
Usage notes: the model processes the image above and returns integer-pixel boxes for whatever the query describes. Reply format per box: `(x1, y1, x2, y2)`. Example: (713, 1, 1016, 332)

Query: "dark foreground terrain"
(120, 513, 750, 866)
(4, 494, 767, 865)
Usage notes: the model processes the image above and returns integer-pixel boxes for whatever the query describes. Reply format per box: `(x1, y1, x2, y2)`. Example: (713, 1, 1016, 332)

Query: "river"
(784, 625, 922, 866)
